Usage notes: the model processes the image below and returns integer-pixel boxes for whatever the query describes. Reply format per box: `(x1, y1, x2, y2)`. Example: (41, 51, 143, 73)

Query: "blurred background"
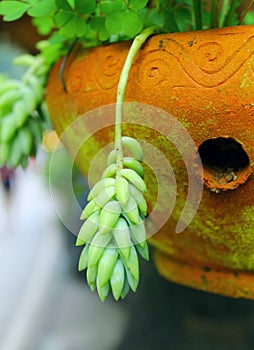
(1, 14, 254, 350)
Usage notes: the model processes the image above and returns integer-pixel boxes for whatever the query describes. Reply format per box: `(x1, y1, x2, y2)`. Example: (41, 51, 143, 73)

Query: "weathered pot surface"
(46, 25, 254, 299)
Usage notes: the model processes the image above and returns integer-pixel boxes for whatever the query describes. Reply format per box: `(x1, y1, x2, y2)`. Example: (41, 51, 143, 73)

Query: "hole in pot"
(198, 137, 251, 192)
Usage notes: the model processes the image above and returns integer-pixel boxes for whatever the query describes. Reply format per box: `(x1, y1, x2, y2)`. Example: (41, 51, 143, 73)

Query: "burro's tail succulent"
(76, 27, 158, 301)
(77, 136, 149, 301)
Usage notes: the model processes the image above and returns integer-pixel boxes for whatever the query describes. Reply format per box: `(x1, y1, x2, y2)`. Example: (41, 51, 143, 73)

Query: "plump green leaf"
(128, 0, 149, 11)
(75, 0, 96, 14)
(28, 0, 57, 17)
(105, 9, 143, 37)
(0, 1, 30, 21)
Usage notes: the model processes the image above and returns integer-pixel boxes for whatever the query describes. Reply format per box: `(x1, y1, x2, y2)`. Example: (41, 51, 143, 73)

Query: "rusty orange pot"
(46, 25, 254, 299)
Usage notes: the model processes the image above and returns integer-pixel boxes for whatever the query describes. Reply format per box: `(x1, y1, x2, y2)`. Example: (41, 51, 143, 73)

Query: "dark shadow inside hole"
(198, 137, 250, 172)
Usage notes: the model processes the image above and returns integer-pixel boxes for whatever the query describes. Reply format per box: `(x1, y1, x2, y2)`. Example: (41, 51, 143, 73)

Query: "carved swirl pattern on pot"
(137, 36, 254, 89)
(136, 50, 174, 88)
(95, 54, 123, 90)
(181, 36, 254, 87)
(194, 42, 225, 74)
(67, 71, 82, 94)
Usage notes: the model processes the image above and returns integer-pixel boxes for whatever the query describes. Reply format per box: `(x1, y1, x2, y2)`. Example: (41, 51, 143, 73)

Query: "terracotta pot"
(46, 25, 254, 299)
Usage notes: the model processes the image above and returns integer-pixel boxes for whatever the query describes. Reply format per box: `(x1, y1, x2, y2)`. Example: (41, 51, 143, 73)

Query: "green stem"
(192, 0, 203, 30)
(218, 0, 231, 27)
(238, 0, 254, 25)
(114, 26, 158, 172)
(210, 0, 219, 28)
(224, 0, 239, 26)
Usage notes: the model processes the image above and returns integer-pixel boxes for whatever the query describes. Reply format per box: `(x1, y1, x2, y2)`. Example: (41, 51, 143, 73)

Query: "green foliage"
(1, 1, 252, 51)
(0, 1, 30, 21)
(224, 0, 242, 26)
(0, 0, 193, 47)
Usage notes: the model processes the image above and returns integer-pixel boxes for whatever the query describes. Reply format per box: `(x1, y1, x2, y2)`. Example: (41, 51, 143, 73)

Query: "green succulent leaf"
(0, 51, 49, 169)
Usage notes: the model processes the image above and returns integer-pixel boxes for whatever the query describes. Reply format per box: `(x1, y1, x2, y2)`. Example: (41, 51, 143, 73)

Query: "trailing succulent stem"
(115, 25, 158, 171)
(77, 27, 158, 301)
(0, 54, 50, 169)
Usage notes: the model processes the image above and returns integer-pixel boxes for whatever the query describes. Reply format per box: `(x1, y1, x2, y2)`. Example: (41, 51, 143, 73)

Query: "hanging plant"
(0, 0, 254, 301)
